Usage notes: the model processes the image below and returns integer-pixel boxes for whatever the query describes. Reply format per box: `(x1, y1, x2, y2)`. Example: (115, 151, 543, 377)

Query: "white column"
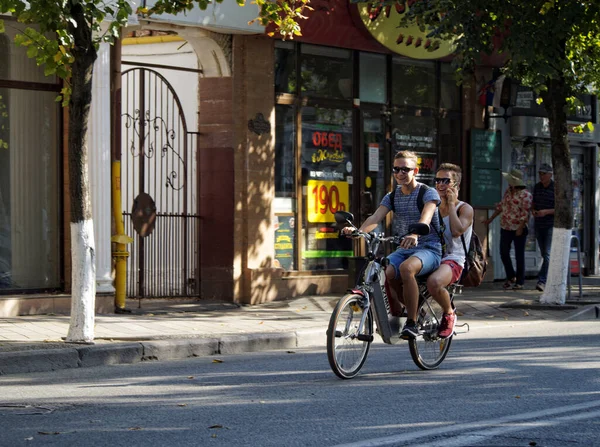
(89, 42, 115, 294)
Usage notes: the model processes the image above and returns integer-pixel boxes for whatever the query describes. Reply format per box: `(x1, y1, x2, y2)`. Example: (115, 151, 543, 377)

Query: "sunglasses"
(392, 166, 414, 174)
(434, 177, 452, 185)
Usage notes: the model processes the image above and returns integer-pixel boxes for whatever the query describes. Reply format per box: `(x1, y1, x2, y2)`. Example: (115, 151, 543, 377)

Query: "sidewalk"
(0, 278, 598, 376)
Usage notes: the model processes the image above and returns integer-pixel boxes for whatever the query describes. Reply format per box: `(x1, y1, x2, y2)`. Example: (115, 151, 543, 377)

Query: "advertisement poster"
(301, 108, 353, 269)
(274, 214, 295, 270)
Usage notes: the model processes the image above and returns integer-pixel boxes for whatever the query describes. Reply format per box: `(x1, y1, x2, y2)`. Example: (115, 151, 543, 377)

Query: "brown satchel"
(459, 231, 487, 287)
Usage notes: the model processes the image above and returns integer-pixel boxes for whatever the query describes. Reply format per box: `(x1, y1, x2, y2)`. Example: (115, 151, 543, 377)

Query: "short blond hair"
(437, 162, 462, 184)
(394, 150, 418, 167)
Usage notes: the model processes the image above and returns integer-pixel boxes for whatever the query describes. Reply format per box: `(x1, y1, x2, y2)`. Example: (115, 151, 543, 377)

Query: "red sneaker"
(438, 312, 456, 339)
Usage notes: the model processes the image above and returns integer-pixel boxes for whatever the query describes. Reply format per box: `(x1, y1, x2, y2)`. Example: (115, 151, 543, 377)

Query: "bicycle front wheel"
(326, 294, 373, 379)
(408, 297, 453, 370)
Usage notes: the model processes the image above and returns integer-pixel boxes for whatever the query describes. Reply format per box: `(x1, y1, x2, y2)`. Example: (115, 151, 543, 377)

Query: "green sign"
(470, 129, 502, 208)
(274, 214, 295, 270)
(470, 129, 501, 168)
(471, 168, 502, 208)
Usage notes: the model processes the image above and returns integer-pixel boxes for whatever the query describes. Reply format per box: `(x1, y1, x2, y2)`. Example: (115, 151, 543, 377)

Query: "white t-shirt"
(442, 201, 472, 266)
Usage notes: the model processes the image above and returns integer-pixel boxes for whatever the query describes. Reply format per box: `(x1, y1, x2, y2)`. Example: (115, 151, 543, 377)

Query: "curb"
(499, 300, 579, 311)
(0, 330, 327, 376)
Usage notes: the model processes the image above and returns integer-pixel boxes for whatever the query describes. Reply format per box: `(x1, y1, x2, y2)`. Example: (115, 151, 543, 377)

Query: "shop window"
(390, 114, 437, 183)
(0, 19, 58, 85)
(274, 105, 297, 270)
(300, 45, 352, 100)
(359, 52, 386, 104)
(0, 89, 61, 290)
(438, 112, 462, 167)
(0, 21, 61, 291)
(392, 57, 436, 108)
(440, 63, 461, 111)
(301, 107, 353, 270)
(275, 41, 295, 94)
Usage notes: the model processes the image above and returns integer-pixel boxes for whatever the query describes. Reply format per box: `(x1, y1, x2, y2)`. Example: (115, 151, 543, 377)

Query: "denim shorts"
(387, 246, 441, 279)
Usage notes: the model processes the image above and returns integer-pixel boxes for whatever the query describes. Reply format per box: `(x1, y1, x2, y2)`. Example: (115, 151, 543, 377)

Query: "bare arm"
(448, 203, 474, 238)
(483, 208, 501, 225)
(341, 205, 389, 235)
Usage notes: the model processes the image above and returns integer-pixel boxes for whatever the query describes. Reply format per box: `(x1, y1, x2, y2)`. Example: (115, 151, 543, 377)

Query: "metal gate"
(121, 67, 199, 298)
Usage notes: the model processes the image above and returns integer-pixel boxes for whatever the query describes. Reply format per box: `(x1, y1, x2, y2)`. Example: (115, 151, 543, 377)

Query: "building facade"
(1, 1, 598, 316)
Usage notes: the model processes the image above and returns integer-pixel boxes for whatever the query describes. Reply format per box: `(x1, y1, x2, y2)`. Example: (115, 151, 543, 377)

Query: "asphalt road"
(1, 320, 599, 446)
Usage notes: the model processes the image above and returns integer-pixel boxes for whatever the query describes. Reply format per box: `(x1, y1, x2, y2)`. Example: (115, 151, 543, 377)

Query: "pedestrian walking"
(483, 169, 532, 290)
(532, 163, 555, 292)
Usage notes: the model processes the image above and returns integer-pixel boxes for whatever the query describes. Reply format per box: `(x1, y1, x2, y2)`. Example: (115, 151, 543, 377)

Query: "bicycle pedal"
(357, 334, 374, 342)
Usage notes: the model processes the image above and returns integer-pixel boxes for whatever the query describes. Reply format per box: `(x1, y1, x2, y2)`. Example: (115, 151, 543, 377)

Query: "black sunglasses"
(434, 177, 452, 185)
(392, 166, 414, 174)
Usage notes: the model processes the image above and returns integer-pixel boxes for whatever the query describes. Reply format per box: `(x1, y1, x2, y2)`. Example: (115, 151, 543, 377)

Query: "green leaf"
(26, 45, 38, 58)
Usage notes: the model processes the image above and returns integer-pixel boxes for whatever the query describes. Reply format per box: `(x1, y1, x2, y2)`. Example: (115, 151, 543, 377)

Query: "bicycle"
(326, 210, 465, 379)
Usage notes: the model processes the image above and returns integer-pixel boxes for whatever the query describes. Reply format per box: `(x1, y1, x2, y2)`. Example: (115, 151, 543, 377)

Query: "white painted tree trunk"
(66, 220, 96, 343)
(539, 227, 570, 305)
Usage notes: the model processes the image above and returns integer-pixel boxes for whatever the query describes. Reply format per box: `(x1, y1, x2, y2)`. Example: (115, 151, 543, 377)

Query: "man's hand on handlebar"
(341, 226, 358, 237)
(399, 234, 418, 249)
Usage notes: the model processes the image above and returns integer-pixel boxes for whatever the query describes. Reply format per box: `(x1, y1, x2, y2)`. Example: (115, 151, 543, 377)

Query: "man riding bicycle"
(341, 150, 442, 339)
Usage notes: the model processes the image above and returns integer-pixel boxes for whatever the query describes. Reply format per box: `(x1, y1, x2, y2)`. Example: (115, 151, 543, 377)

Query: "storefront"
(0, 19, 63, 293)
(489, 87, 600, 279)
(272, 0, 464, 277)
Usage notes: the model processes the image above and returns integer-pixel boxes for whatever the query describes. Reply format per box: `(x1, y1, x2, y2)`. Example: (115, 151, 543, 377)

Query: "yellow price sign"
(307, 180, 349, 223)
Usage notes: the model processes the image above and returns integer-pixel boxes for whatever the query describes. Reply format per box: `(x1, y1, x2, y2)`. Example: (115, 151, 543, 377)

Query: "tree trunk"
(539, 77, 573, 306)
(66, 4, 98, 343)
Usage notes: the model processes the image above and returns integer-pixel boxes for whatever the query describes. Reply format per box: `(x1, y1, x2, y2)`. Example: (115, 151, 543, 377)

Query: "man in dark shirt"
(532, 163, 555, 292)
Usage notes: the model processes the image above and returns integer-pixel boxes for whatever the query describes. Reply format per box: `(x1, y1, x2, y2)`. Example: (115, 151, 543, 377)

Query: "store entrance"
(358, 108, 387, 229)
(570, 146, 591, 274)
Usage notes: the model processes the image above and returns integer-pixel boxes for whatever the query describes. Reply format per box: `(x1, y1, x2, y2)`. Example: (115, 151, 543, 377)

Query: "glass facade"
(0, 20, 61, 291)
(274, 42, 461, 272)
(301, 107, 353, 270)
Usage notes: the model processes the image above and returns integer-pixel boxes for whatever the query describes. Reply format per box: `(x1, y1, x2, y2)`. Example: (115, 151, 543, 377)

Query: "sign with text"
(470, 168, 502, 208)
(274, 214, 295, 270)
(307, 180, 349, 223)
(470, 129, 502, 169)
(470, 129, 502, 208)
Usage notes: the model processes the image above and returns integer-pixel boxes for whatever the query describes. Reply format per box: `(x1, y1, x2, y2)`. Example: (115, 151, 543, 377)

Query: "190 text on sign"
(307, 180, 349, 223)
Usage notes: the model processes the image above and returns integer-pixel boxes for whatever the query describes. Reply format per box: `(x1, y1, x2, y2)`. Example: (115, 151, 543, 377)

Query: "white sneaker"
(536, 282, 545, 292)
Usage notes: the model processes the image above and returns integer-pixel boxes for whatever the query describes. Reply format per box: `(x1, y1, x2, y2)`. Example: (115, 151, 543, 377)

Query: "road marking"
(421, 408, 600, 447)
(333, 400, 600, 447)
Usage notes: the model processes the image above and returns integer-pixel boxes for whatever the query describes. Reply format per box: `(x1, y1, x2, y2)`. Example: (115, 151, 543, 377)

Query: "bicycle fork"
(344, 295, 373, 343)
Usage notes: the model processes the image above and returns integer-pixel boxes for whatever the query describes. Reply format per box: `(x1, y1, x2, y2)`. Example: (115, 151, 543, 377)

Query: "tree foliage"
(402, 0, 600, 302)
(403, 0, 600, 105)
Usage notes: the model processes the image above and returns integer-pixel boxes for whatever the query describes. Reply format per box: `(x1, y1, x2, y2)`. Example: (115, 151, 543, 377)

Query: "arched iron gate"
(121, 67, 199, 298)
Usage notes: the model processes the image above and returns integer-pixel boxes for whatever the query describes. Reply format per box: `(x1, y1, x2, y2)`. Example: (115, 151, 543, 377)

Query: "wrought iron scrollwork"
(122, 109, 186, 190)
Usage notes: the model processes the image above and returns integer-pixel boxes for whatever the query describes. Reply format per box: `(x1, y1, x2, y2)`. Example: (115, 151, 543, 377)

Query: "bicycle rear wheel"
(408, 297, 453, 370)
(326, 294, 373, 379)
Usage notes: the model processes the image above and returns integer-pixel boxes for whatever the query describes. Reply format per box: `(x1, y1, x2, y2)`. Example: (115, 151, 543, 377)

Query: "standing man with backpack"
(532, 163, 555, 292)
(425, 163, 474, 339)
(341, 150, 442, 339)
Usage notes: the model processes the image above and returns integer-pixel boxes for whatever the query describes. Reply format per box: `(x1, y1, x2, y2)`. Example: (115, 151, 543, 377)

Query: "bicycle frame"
(352, 254, 403, 345)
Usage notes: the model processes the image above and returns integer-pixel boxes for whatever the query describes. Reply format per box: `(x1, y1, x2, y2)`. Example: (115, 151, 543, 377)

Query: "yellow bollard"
(111, 161, 133, 312)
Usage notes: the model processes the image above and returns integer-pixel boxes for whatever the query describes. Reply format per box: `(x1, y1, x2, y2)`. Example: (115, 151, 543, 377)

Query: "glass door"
(360, 109, 386, 227)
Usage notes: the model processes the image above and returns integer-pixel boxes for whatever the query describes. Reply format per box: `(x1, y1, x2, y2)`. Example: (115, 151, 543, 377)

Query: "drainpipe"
(110, 36, 133, 313)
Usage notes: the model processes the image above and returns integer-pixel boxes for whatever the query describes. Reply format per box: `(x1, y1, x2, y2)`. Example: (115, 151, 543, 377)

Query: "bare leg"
(385, 267, 404, 316)
(426, 264, 454, 315)
(399, 257, 423, 321)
